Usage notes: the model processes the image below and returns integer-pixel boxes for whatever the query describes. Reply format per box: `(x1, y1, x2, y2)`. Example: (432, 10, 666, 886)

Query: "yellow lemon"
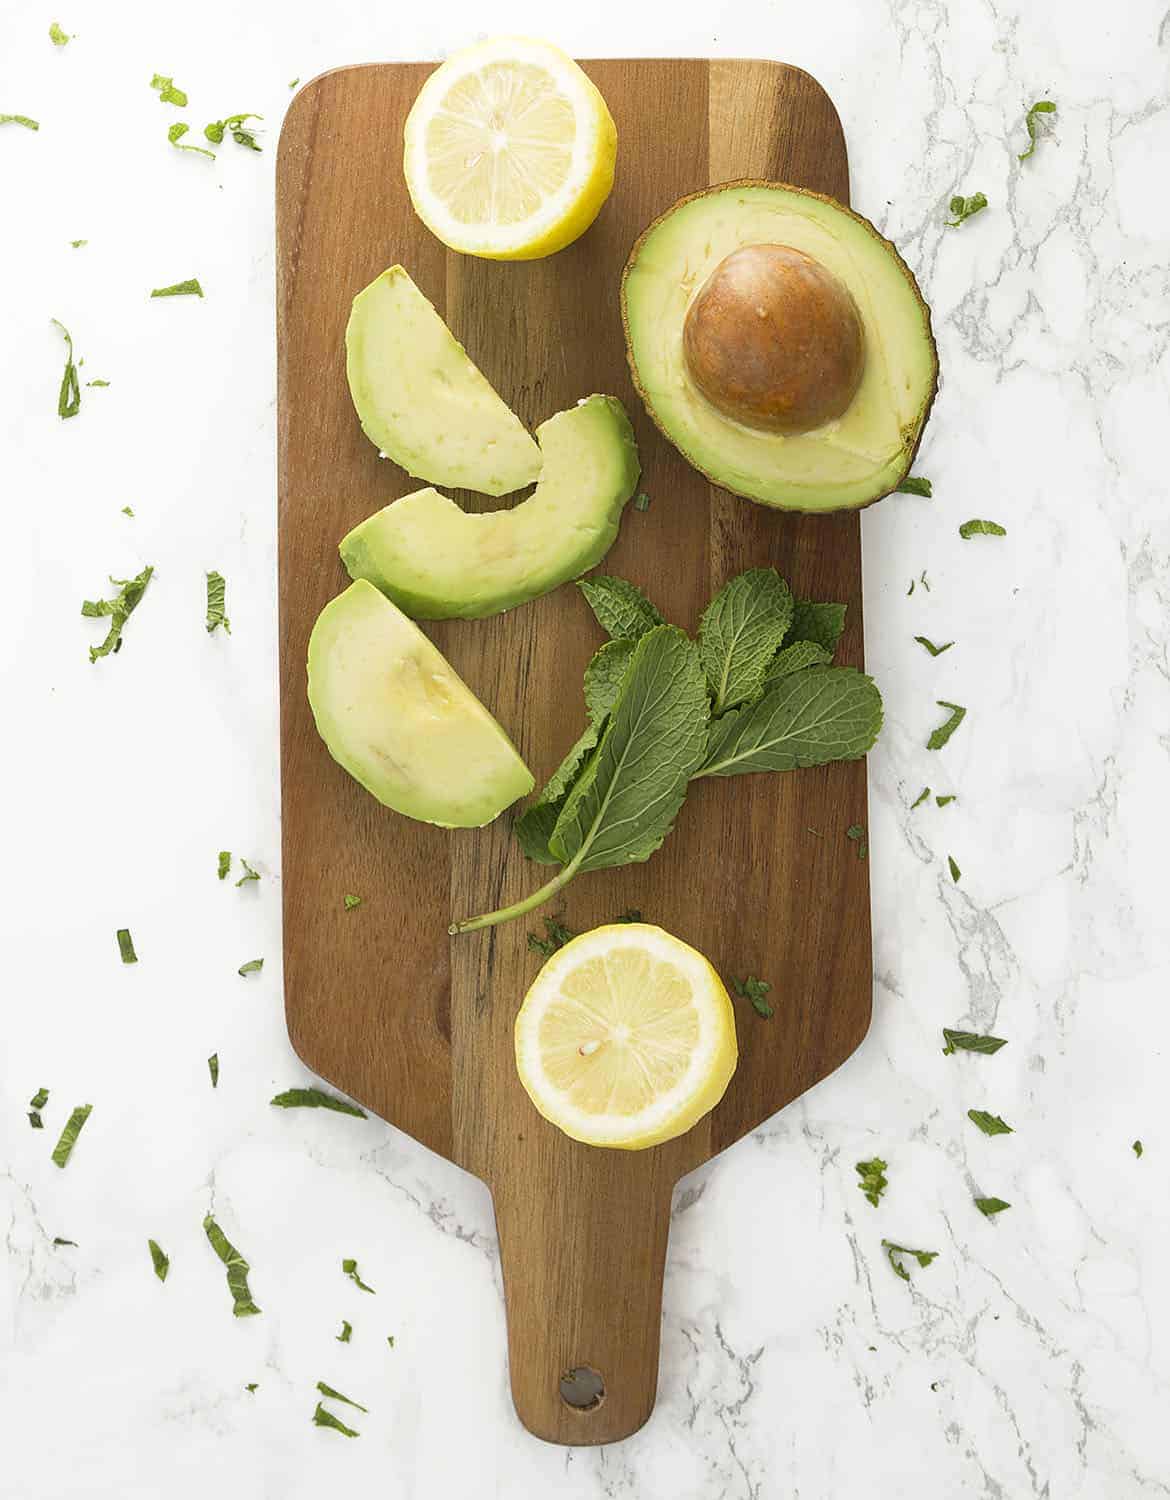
(403, 36, 617, 261)
(514, 923, 738, 1150)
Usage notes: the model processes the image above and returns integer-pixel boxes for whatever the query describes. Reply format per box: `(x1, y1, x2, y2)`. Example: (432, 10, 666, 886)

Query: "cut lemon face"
(514, 924, 738, 1150)
(403, 36, 617, 261)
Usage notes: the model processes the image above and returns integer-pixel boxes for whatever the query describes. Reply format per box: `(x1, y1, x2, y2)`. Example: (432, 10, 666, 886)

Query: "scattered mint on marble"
(270, 1087, 366, 1118)
(846, 824, 868, 860)
(88, 379, 109, 388)
(1133, 1140, 1143, 1158)
(948, 855, 961, 883)
(968, 1110, 1013, 1136)
(527, 916, 574, 958)
(698, 567, 794, 714)
(914, 636, 953, 657)
(0, 114, 39, 130)
(81, 565, 153, 662)
(387, 1335, 395, 1347)
(633, 491, 650, 512)
(236, 858, 259, 887)
(289, 78, 300, 89)
(203, 1213, 261, 1316)
(732, 975, 773, 1019)
(974, 1196, 1011, 1217)
(53, 1237, 77, 1246)
(116, 928, 138, 964)
(959, 518, 1006, 539)
(49, 21, 71, 44)
(337, 1320, 352, 1343)
(168, 121, 216, 159)
(788, 600, 846, 655)
(205, 113, 263, 150)
(943, 1028, 1007, 1055)
(238, 958, 263, 976)
(30, 1087, 49, 1109)
(342, 1258, 375, 1294)
(245, 1382, 258, 1393)
(51, 1104, 92, 1168)
(578, 575, 664, 641)
(205, 571, 230, 634)
(150, 74, 188, 106)
(51, 318, 81, 418)
(910, 786, 931, 809)
(70, 239, 87, 248)
(945, 192, 988, 227)
(217, 851, 231, 880)
(208, 1053, 219, 1088)
(316, 1381, 366, 1413)
(29, 1112, 44, 1129)
(896, 476, 932, 497)
(313, 1403, 359, 1437)
(927, 701, 966, 750)
(881, 1239, 938, 1281)
(855, 1157, 888, 1208)
(936, 794, 956, 807)
(906, 570, 931, 597)
(151, 278, 203, 299)
(1018, 100, 1056, 161)
(343, 893, 362, 910)
(148, 1239, 170, 1282)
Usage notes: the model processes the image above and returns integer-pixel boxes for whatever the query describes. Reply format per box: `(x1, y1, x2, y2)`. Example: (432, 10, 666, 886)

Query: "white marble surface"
(3, 0, 1169, 1494)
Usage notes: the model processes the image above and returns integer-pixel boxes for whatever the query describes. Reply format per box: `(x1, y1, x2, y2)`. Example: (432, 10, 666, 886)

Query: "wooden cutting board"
(277, 57, 871, 1445)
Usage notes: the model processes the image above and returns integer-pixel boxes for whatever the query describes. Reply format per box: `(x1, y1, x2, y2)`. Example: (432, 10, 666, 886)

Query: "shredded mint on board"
(148, 1239, 170, 1282)
(527, 916, 574, 958)
(203, 1213, 260, 1316)
(856, 1157, 888, 1208)
(943, 1028, 1007, 1055)
(968, 1110, 1012, 1136)
(270, 1087, 366, 1118)
(927, 701, 966, 750)
(81, 565, 153, 662)
(633, 492, 650, 512)
(343, 894, 362, 911)
(51, 1104, 92, 1168)
(342, 1258, 375, 1294)
(945, 192, 988, 227)
(882, 1239, 938, 1280)
(731, 975, 773, 1018)
(1018, 100, 1056, 161)
(116, 928, 138, 964)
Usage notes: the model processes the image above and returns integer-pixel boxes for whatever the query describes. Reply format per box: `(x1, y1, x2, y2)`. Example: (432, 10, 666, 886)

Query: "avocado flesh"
(307, 580, 534, 828)
(622, 183, 938, 511)
(339, 394, 640, 620)
(346, 265, 543, 497)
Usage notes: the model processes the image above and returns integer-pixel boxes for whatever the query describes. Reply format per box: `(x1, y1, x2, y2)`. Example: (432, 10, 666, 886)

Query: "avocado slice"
(307, 579, 534, 827)
(339, 394, 640, 620)
(346, 265, 543, 497)
(622, 181, 938, 512)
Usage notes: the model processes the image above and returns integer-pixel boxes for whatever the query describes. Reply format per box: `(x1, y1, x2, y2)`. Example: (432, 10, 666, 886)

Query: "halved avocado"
(339, 394, 640, 620)
(346, 265, 542, 496)
(307, 579, 533, 827)
(621, 181, 938, 512)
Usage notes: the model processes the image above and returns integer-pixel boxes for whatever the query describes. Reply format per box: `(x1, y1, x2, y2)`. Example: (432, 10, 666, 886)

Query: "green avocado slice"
(307, 580, 534, 828)
(345, 264, 543, 497)
(339, 394, 640, 620)
(622, 181, 938, 512)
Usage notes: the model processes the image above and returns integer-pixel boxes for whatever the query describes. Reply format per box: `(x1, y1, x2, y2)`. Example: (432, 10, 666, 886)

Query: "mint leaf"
(974, 1196, 1011, 1217)
(337, 1320, 352, 1342)
(168, 122, 216, 159)
(945, 191, 988, 227)
(583, 638, 637, 723)
(513, 800, 563, 866)
(936, 794, 956, 807)
(698, 568, 793, 714)
(881, 1239, 938, 1280)
(697, 668, 882, 779)
(81, 565, 153, 662)
(943, 1028, 1007, 1055)
(0, 114, 39, 130)
(206, 570, 230, 633)
(150, 74, 187, 106)
(51, 1104, 92, 1168)
(914, 636, 953, 657)
(927, 701, 966, 750)
(342, 1258, 375, 1294)
(203, 1213, 260, 1316)
(238, 958, 263, 976)
(313, 1403, 359, 1437)
(151, 279, 203, 298)
(49, 22, 71, 45)
(787, 600, 846, 655)
(217, 851, 231, 880)
(116, 928, 137, 964)
(763, 640, 833, 684)
(235, 858, 259, 887)
(316, 1380, 366, 1413)
(51, 318, 81, 418)
(206, 113, 263, 150)
(208, 1053, 219, 1088)
(896, 476, 932, 497)
(343, 893, 362, 910)
(731, 974, 772, 1018)
(959, 518, 1006, 539)
(968, 1109, 1012, 1136)
(846, 824, 868, 860)
(910, 786, 931, 809)
(1018, 99, 1056, 161)
(270, 1087, 366, 1118)
(948, 854, 961, 883)
(1133, 1140, 1143, 1158)
(855, 1157, 888, 1207)
(577, 576, 663, 641)
(527, 916, 574, 958)
(148, 1239, 170, 1282)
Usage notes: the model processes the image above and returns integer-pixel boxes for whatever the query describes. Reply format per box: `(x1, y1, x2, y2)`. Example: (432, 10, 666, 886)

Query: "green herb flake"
(1018, 99, 1056, 161)
(337, 1320, 352, 1343)
(945, 192, 988, 227)
(948, 855, 961, 883)
(270, 1087, 366, 1118)
(959, 518, 1006, 539)
(0, 115, 40, 130)
(49, 21, 71, 44)
(343, 893, 362, 911)
(217, 851, 231, 880)
(313, 1402, 359, 1437)
(121, 504, 133, 515)
(732, 974, 773, 1019)
(927, 701, 966, 751)
(846, 824, 868, 860)
(205, 571, 230, 634)
(974, 1196, 1011, 1217)
(943, 1028, 1007, 1056)
(633, 491, 650, 512)
(148, 1239, 170, 1282)
(968, 1109, 1013, 1136)
(914, 636, 953, 657)
(29, 1112, 44, 1129)
(855, 1157, 888, 1208)
(150, 74, 188, 107)
(289, 78, 300, 89)
(208, 1054, 219, 1088)
(202, 1213, 261, 1316)
(205, 113, 263, 150)
(151, 279, 203, 299)
(527, 915, 574, 958)
(87, 379, 109, 387)
(167, 121, 216, 159)
(245, 1383, 258, 1393)
(342, 1258, 375, 1294)
(70, 239, 87, 247)
(81, 565, 154, 662)
(1133, 1140, 1143, 1158)
(116, 928, 138, 964)
(910, 786, 931, 809)
(387, 1335, 395, 1347)
(51, 318, 81, 418)
(896, 476, 932, 497)
(882, 1239, 938, 1281)
(936, 794, 956, 807)
(316, 1380, 367, 1413)
(53, 1237, 77, 1246)
(51, 1104, 92, 1168)
(238, 958, 263, 976)
(30, 1087, 49, 1109)
(235, 858, 259, 887)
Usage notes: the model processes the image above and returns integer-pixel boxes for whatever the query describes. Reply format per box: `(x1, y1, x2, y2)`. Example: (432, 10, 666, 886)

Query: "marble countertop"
(3, 0, 1169, 1494)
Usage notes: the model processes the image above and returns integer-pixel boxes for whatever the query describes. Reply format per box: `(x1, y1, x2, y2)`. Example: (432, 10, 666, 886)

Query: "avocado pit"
(682, 243, 865, 435)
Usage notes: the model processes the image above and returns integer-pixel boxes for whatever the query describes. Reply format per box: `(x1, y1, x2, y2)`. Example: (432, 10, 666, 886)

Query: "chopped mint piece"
(52, 1237, 77, 1246)
(150, 74, 187, 107)
(151, 279, 203, 299)
(205, 113, 263, 150)
(49, 21, 71, 44)
(910, 786, 931, 809)
(731, 974, 772, 1018)
(527, 916, 574, 958)
(87, 379, 109, 387)
(896, 476, 932, 497)
(0, 115, 40, 130)
(342, 1258, 375, 1294)
(959, 518, 1006, 539)
(387, 1335, 395, 1347)
(337, 1320, 352, 1343)
(846, 824, 868, 860)
(81, 565, 153, 662)
(927, 701, 966, 750)
(936, 794, 956, 807)
(235, 858, 259, 887)
(167, 122, 216, 159)
(914, 636, 953, 657)
(343, 894, 362, 911)
(51, 1103, 92, 1168)
(313, 1403, 359, 1437)
(855, 1157, 888, 1208)
(29, 1112, 44, 1129)
(943, 1028, 1007, 1055)
(116, 928, 138, 964)
(202, 1213, 260, 1316)
(70, 240, 87, 248)
(208, 1054, 219, 1087)
(289, 78, 300, 89)
(217, 851, 231, 880)
(1133, 1140, 1143, 1158)
(30, 1087, 49, 1110)
(148, 1239, 170, 1282)
(316, 1380, 367, 1413)
(270, 1087, 366, 1118)
(881, 1239, 938, 1280)
(245, 1382, 258, 1393)
(51, 318, 80, 418)
(948, 855, 961, 883)
(206, 571, 230, 634)
(945, 192, 988, 227)
(974, 1196, 1011, 1217)
(1018, 100, 1056, 161)
(968, 1109, 1012, 1136)
(633, 492, 650, 512)
(238, 958, 263, 976)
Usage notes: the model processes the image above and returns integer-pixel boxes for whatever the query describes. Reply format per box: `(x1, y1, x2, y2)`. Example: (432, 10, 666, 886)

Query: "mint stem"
(449, 862, 579, 935)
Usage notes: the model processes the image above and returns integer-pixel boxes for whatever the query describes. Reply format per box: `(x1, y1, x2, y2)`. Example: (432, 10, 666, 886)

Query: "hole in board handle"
(559, 1365, 606, 1411)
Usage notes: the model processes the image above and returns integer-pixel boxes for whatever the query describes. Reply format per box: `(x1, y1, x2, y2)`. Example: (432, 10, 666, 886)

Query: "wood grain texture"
(277, 58, 871, 1446)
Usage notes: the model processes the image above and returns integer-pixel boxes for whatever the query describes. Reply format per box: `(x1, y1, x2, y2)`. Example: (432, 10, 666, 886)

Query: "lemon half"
(514, 923, 738, 1150)
(403, 36, 617, 261)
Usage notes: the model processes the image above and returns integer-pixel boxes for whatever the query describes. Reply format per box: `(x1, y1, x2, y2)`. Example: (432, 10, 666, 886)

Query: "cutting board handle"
(491, 1146, 678, 1444)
